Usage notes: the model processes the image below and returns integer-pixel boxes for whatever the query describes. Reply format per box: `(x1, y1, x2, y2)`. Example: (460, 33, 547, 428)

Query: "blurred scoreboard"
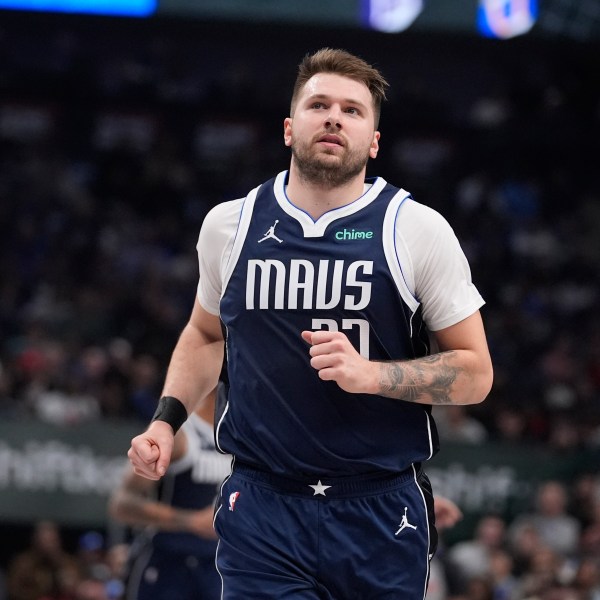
(159, 0, 482, 34)
(0, 0, 596, 41)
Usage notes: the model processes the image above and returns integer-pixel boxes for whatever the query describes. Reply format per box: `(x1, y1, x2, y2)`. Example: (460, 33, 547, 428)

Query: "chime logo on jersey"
(229, 491, 240, 511)
(245, 259, 373, 310)
(334, 228, 374, 241)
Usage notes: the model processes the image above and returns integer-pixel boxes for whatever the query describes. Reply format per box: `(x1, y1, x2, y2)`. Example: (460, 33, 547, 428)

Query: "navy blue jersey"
(217, 173, 439, 477)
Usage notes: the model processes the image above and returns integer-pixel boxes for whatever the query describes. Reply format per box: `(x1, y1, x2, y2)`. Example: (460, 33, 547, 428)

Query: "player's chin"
(320, 146, 344, 156)
(314, 151, 344, 167)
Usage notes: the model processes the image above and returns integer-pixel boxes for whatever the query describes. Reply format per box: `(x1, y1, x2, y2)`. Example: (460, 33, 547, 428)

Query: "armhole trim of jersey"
(214, 400, 230, 455)
(221, 185, 260, 295)
(425, 411, 435, 460)
(382, 191, 420, 321)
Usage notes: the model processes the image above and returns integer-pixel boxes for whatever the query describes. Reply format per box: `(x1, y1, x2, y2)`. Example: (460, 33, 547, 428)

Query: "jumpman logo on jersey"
(395, 507, 418, 535)
(258, 220, 283, 243)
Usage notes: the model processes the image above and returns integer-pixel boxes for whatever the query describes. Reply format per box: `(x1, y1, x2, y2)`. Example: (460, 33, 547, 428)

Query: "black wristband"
(151, 396, 188, 434)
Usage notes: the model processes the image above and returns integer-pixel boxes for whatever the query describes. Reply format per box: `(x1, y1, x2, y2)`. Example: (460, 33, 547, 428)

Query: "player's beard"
(291, 137, 371, 189)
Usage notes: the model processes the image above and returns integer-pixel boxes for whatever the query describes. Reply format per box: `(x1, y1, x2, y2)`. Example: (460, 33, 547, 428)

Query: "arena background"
(0, 0, 599, 592)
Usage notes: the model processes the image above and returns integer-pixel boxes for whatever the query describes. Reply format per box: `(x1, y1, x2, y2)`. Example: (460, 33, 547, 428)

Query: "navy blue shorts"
(214, 463, 438, 599)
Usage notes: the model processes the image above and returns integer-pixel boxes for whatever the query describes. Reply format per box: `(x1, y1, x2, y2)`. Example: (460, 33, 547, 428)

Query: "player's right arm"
(128, 199, 241, 480)
(127, 298, 224, 480)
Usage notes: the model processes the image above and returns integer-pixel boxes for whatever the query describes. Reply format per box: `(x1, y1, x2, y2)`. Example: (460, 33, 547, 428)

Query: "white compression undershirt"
(196, 179, 484, 332)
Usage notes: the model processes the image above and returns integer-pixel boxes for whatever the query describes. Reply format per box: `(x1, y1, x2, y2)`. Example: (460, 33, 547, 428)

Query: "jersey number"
(312, 318, 371, 359)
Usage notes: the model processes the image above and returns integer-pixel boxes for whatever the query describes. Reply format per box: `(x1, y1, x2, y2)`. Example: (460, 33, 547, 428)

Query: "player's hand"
(433, 495, 463, 530)
(188, 506, 218, 539)
(127, 421, 175, 480)
(301, 329, 377, 394)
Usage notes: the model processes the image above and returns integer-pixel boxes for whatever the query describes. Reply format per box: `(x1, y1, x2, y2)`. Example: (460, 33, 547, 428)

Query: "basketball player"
(128, 48, 493, 598)
(110, 384, 231, 600)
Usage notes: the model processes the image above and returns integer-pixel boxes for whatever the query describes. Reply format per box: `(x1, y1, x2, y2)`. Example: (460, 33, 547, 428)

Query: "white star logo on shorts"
(309, 480, 332, 496)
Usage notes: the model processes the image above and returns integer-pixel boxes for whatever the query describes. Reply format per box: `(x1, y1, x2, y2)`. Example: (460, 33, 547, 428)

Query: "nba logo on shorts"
(229, 491, 240, 511)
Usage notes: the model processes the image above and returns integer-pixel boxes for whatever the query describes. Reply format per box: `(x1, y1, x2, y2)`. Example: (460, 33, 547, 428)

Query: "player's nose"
(324, 104, 343, 129)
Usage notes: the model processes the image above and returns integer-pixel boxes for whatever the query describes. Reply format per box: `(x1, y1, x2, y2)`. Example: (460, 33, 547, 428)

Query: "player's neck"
(286, 166, 367, 220)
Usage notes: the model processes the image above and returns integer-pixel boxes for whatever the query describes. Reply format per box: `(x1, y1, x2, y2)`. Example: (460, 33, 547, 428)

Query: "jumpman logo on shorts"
(395, 507, 418, 535)
(258, 220, 283, 243)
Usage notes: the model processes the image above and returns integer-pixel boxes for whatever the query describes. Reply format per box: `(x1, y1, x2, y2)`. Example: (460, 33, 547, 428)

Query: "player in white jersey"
(127, 48, 493, 598)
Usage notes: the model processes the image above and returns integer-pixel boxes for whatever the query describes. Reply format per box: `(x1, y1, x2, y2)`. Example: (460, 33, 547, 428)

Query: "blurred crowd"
(428, 477, 600, 600)
(2, 521, 127, 600)
(0, 11, 599, 600)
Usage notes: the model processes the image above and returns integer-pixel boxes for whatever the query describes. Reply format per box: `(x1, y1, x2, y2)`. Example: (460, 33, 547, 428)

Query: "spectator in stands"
(508, 480, 581, 559)
(435, 405, 489, 444)
(488, 548, 519, 600)
(514, 545, 570, 599)
(579, 498, 600, 559)
(446, 514, 507, 594)
(6, 520, 81, 600)
(573, 556, 600, 600)
(72, 578, 110, 600)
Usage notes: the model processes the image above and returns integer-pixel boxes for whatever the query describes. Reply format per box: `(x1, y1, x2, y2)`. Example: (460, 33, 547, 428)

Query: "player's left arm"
(374, 200, 493, 405)
(376, 309, 493, 405)
(303, 310, 493, 406)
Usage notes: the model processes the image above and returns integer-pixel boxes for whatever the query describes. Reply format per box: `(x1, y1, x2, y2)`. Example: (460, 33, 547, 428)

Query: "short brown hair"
(290, 48, 389, 128)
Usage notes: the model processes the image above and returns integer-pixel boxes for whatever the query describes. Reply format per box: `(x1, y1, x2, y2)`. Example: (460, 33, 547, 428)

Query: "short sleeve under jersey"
(196, 174, 484, 332)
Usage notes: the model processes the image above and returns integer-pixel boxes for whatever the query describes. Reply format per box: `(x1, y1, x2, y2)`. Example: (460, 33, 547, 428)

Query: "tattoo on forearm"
(378, 351, 461, 405)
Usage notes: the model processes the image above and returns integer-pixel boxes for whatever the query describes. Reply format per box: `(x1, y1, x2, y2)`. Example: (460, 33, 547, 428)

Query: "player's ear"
(369, 131, 380, 159)
(284, 117, 293, 147)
